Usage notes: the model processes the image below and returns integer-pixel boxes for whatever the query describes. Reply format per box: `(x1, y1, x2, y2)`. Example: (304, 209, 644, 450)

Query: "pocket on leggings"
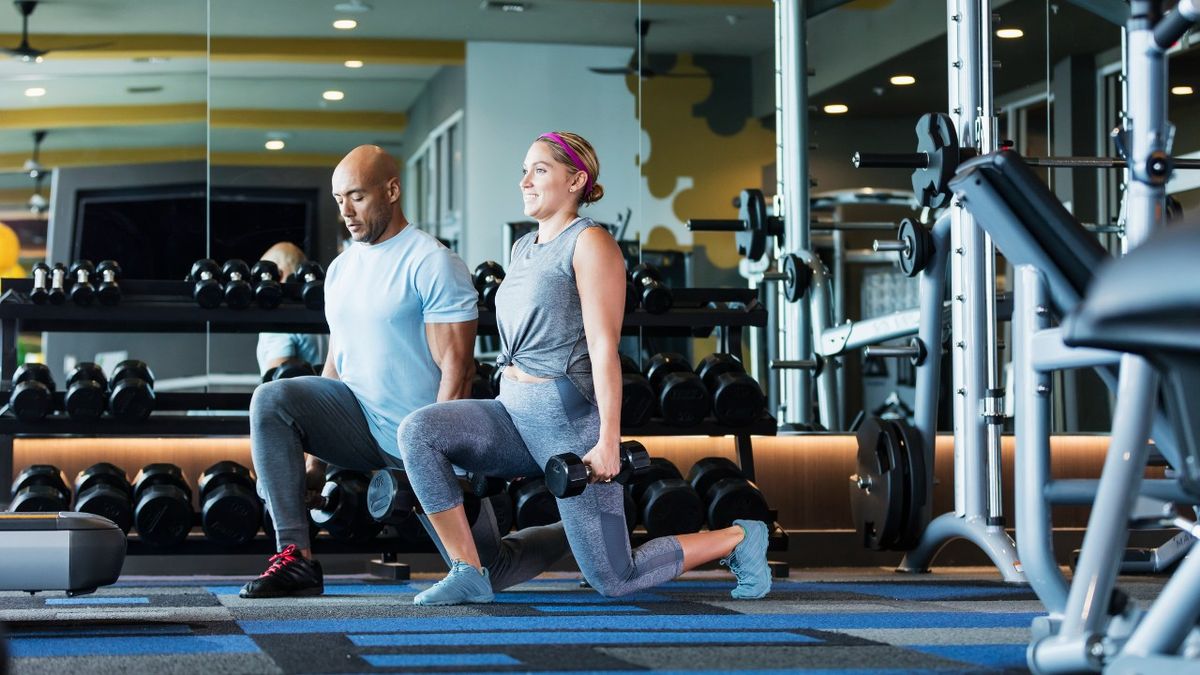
(555, 377, 597, 423)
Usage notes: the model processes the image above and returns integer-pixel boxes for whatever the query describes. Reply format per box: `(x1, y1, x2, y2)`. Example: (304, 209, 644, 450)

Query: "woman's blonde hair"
(536, 131, 605, 205)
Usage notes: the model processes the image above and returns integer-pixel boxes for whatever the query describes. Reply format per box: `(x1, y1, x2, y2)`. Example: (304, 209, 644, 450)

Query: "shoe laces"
(260, 544, 301, 578)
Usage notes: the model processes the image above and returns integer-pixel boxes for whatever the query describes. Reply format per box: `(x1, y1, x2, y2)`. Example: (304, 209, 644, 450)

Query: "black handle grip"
(852, 152, 929, 169)
(686, 219, 743, 232)
(1154, 5, 1197, 50)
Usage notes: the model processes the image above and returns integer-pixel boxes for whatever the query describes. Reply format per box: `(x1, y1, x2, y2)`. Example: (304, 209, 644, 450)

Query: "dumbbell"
(222, 259, 253, 309)
(109, 359, 155, 422)
(94, 260, 122, 306)
(250, 260, 283, 309)
(629, 263, 672, 314)
(47, 263, 67, 305)
(29, 262, 51, 304)
(64, 362, 109, 421)
(695, 353, 766, 427)
(544, 439, 651, 498)
(68, 259, 95, 306)
(74, 462, 134, 533)
(132, 463, 194, 548)
(490, 491, 515, 535)
(9, 362, 55, 422)
(619, 355, 655, 428)
(473, 261, 506, 310)
(686, 456, 772, 530)
(367, 470, 484, 527)
(262, 357, 316, 383)
(626, 458, 705, 538)
(9, 464, 71, 512)
(471, 360, 497, 399)
(198, 461, 263, 547)
(290, 261, 325, 310)
(309, 467, 381, 543)
(190, 258, 223, 309)
(508, 476, 561, 529)
(645, 353, 710, 426)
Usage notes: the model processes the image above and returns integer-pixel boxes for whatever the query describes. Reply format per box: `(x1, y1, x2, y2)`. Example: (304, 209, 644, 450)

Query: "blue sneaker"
(413, 561, 494, 606)
(721, 519, 771, 599)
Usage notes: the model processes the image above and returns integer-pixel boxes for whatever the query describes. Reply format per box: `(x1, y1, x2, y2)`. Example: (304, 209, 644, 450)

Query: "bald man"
(255, 241, 327, 376)
(241, 146, 569, 598)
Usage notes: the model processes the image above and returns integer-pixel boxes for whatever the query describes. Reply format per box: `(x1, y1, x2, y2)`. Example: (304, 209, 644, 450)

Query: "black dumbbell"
(29, 262, 51, 304)
(222, 259, 253, 309)
(109, 359, 155, 422)
(645, 353, 710, 426)
(9, 464, 71, 512)
(250, 260, 283, 309)
(190, 258, 223, 309)
(544, 439, 652, 498)
(470, 360, 497, 399)
(45, 262, 67, 305)
(133, 463, 194, 548)
(473, 261, 505, 310)
(198, 461, 263, 547)
(367, 469, 484, 526)
(64, 362, 109, 420)
(695, 353, 766, 427)
(630, 263, 672, 314)
(68, 259, 95, 306)
(686, 456, 772, 530)
(619, 355, 655, 428)
(95, 259, 122, 306)
(290, 261, 325, 310)
(309, 468, 381, 542)
(9, 362, 55, 422)
(508, 476, 561, 529)
(490, 491, 515, 535)
(74, 462, 134, 533)
(262, 357, 316, 383)
(625, 458, 705, 538)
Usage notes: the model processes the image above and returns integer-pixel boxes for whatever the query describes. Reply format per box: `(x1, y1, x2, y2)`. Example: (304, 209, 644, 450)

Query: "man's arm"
(321, 336, 339, 379)
(425, 320, 477, 401)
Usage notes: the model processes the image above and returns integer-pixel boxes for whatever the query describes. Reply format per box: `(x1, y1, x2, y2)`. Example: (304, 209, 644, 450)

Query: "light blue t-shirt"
(255, 333, 328, 376)
(324, 224, 478, 456)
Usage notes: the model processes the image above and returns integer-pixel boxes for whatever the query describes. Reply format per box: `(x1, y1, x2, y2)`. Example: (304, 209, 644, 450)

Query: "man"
(240, 145, 568, 598)
(255, 241, 327, 377)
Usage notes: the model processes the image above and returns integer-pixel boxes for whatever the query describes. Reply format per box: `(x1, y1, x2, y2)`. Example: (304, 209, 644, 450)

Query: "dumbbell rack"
(0, 280, 786, 557)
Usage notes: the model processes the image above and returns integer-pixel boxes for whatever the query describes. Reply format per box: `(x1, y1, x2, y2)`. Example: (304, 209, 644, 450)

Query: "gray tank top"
(495, 217, 602, 401)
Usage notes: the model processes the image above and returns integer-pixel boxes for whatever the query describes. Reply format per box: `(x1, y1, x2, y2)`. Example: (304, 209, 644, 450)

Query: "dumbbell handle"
(197, 270, 217, 282)
(50, 266, 66, 289)
(73, 268, 91, 284)
(99, 269, 117, 283)
(257, 272, 277, 283)
(32, 266, 48, 288)
(852, 152, 929, 169)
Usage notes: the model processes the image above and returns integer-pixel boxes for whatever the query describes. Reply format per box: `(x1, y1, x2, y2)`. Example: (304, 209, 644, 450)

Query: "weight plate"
(912, 112, 960, 209)
(849, 416, 904, 551)
(889, 418, 930, 551)
(897, 218, 932, 278)
(736, 188, 769, 261)
(782, 253, 811, 303)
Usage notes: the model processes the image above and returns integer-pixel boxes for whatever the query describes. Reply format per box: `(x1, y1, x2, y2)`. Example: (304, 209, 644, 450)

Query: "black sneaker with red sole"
(239, 544, 324, 598)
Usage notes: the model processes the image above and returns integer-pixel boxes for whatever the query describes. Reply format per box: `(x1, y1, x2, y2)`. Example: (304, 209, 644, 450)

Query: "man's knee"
(250, 379, 290, 420)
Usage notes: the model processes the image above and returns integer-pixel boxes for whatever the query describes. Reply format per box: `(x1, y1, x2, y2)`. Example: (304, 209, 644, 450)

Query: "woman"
(398, 131, 770, 604)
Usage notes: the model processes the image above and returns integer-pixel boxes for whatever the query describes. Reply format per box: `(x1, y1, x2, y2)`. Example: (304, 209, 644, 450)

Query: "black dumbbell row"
(189, 258, 324, 310)
(8, 359, 156, 423)
(29, 259, 122, 307)
(636, 352, 766, 427)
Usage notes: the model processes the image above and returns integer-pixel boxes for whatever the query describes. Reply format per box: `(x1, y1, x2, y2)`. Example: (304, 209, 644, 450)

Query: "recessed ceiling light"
(890, 75, 916, 86)
(344, 60, 364, 68)
(24, 87, 46, 97)
(823, 103, 848, 114)
(1171, 85, 1194, 95)
(265, 140, 286, 151)
(996, 28, 1024, 39)
(333, 19, 358, 30)
(323, 90, 345, 101)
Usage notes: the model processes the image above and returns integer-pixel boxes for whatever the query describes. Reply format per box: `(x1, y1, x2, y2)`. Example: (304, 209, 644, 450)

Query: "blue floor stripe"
(9, 635, 261, 658)
(909, 643, 1029, 669)
(532, 605, 646, 613)
(239, 612, 1040, 635)
(350, 631, 819, 647)
(9, 625, 192, 639)
(206, 583, 414, 596)
(44, 597, 151, 606)
(361, 653, 522, 667)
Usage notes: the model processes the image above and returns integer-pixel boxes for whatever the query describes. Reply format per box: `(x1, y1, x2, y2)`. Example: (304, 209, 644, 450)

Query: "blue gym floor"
(0, 569, 1169, 673)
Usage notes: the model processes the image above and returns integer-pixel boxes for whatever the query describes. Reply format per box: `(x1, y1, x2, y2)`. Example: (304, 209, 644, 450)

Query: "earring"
(570, 188, 576, 192)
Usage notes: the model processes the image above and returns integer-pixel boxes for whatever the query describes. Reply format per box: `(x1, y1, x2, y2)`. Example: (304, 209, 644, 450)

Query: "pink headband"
(539, 132, 594, 199)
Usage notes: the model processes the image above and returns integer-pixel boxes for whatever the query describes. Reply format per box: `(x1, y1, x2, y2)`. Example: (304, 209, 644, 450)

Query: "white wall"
(464, 42, 639, 266)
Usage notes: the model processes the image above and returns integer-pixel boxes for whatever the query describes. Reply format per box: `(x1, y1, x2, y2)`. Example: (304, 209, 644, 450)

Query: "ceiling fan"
(589, 19, 704, 79)
(3, 0, 114, 63)
(26, 130, 49, 214)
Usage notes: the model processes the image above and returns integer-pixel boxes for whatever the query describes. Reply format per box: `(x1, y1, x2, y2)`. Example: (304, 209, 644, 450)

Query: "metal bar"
(1044, 478, 1200, 505)
(1030, 327, 1124, 371)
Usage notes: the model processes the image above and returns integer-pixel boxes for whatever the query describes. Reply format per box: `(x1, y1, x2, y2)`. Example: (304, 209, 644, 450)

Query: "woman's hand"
(580, 439, 622, 483)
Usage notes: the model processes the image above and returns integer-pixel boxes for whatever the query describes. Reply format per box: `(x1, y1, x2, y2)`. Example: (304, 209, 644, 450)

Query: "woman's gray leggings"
(399, 376, 685, 597)
(249, 376, 570, 590)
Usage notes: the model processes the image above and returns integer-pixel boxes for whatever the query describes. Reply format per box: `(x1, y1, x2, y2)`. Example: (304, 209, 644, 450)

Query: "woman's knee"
(397, 404, 451, 463)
